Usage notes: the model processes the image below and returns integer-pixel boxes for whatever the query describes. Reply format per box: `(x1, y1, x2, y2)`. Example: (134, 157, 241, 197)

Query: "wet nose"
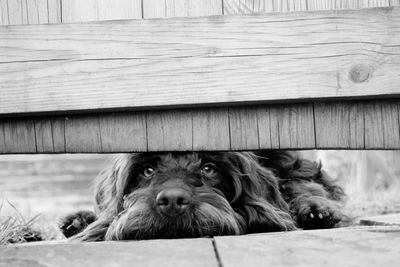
(156, 188, 191, 216)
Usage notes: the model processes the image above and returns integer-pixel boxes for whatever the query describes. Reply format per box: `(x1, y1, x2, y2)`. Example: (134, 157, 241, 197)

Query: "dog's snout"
(156, 189, 191, 216)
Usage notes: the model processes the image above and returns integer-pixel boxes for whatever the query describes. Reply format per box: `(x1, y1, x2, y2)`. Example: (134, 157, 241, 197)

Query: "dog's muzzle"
(156, 188, 191, 217)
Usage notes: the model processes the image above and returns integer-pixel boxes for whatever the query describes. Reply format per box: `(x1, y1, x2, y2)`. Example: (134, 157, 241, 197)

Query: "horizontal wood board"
(0, 238, 218, 267)
(1, 226, 400, 267)
(1, 99, 399, 153)
(1, 7, 400, 115)
(214, 225, 400, 267)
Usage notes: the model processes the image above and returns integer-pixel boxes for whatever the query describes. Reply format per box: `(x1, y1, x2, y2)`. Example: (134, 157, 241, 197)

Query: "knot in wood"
(349, 64, 371, 83)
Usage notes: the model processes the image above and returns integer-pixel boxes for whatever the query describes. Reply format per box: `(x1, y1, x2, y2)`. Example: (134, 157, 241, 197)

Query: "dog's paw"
(59, 210, 96, 238)
(293, 197, 344, 230)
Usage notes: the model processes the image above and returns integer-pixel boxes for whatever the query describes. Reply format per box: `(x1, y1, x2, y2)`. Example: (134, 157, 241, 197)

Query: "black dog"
(60, 151, 347, 241)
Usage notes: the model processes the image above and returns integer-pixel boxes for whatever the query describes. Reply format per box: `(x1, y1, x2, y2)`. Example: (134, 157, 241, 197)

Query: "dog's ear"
(229, 152, 297, 233)
(94, 154, 134, 215)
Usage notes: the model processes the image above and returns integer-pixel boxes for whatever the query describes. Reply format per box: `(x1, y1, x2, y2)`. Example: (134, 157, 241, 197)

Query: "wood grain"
(61, 0, 142, 22)
(364, 101, 400, 149)
(147, 110, 193, 151)
(257, 105, 280, 149)
(229, 107, 259, 150)
(0, 118, 36, 153)
(65, 115, 102, 153)
(143, 0, 222, 18)
(215, 226, 400, 267)
(223, 0, 398, 14)
(1, 8, 400, 115)
(314, 102, 358, 148)
(99, 112, 147, 152)
(192, 108, 230, 151)
(0, 100, 400, 153)
(0, 0, 61, 25)
(277, 104, 315, 149)
(0, 238, 219, 267)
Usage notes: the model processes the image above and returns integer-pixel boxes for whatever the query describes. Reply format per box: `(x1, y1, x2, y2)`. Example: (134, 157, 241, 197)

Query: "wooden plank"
(348, 102, 365, 149)
(47, 0, 62, 23)
(35, 118, 56, 153)
(0, 118, 36, 153)
(99, 112, 147, 152)
(277, 103, 315, 149)
(229, 107, 259, 150)
(0, 238, 219, 267)
(33, 116, 66, 153)
(0, 0, 61, 25)
(257, 105, 280, 149)
(61, 0, 142, 22)
(1, 8, 400, 115)
(223, 0, 396, 14)
(215, 226, 400, 267)
(147, 110, 192, 151)
(0, 0, 5, 25)
(314, 102, 365, 149)
(360, 213, 400, 226)
(192, 108, 230, 151)
(364, 101, 400, 149)
(65, 115, 102, 153)
(143, 0, 222, 18)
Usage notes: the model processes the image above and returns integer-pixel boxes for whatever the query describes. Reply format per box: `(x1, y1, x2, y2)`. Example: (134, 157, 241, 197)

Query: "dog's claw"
(318, 213, 323, 219)
(59, 211, 96, 238)
(310, 213, 314, 219)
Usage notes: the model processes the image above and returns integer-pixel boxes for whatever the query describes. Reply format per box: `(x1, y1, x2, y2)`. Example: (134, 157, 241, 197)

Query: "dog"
(59, 151, 348, 241)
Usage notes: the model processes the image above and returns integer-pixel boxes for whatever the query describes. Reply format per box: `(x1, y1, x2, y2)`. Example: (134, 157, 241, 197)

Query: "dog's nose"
(156, 189, 191, 216)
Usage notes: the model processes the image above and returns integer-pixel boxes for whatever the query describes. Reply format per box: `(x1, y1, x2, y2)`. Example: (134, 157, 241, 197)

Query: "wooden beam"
(1, 238, 219, 267)
(1, 7, 400, 116)
(214, 226, 400, 267)
(1, 99, 399, 153)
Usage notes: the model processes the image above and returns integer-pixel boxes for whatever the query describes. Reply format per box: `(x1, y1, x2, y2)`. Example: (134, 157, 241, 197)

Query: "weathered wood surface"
(1, 99, 399, 153)
(0, 238, 219, 267)
(215, 226, 400, 267)
(2, 0, 399, 25)
(1, 7, 400, 115)
(360, 213, 400, 226)
(1, 226, 400, 267)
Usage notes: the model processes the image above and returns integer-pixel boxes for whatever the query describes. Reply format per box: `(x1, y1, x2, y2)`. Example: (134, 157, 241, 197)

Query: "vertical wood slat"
(193, 108, 230, 151)
(65, 115, 102, 153)
(364, 101, 400, 149)
(99, 113, 147, 152)
(314, 102, 365, 149)
(147, 110, 192, 151)
(0, 119, 36, 153)
(143, 0, 223, 18)
(34, 117, 66, 153)
(257, 106, 279, 149)
(277, 103, 315, 149)
(0, 0, 61, 25)
(61, 0, 142, 23)
(229, 107, 259, 150)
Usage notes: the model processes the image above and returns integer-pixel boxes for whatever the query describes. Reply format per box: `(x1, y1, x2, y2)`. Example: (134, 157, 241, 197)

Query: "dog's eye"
(143, 167, 155, 177)
(201, 164, 216, 176)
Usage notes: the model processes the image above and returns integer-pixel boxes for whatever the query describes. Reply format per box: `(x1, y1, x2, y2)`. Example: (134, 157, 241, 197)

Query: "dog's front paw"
(59, 210, 96, 238)
(292, 196, 344, 230)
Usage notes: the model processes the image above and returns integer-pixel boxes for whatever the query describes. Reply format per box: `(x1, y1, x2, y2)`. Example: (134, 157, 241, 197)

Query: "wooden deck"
(2, 224, 400, 267)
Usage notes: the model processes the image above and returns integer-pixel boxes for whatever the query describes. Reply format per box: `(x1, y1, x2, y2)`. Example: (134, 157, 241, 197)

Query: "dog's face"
(92, 152, 296, 240)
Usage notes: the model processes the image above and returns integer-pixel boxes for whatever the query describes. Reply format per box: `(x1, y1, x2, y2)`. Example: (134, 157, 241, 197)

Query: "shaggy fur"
(59, 151, 347, 241)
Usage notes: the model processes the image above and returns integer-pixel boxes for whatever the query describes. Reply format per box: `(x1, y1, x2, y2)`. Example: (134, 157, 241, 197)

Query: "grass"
(0, 200, 54, 245)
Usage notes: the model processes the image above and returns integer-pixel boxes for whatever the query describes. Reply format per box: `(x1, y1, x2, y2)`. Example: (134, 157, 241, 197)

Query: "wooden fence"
(1, 0, 400, 153)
